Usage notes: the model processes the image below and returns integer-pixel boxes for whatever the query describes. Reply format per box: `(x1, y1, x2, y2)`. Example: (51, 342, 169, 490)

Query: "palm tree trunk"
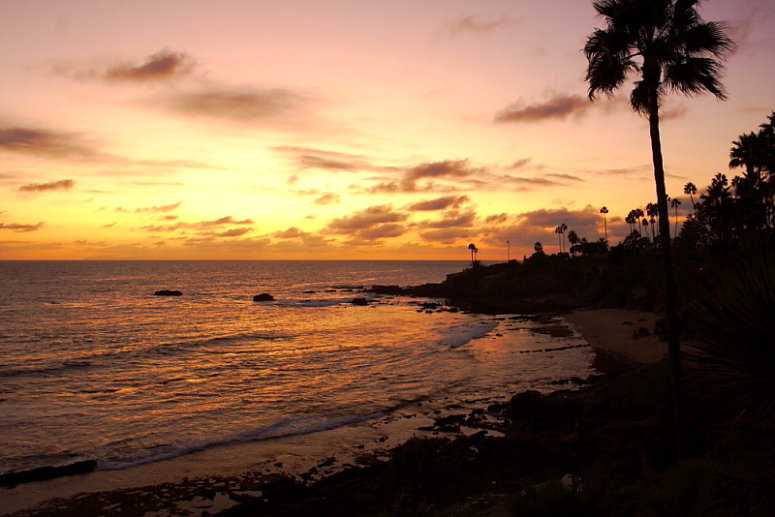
(648, 88, 687, 457)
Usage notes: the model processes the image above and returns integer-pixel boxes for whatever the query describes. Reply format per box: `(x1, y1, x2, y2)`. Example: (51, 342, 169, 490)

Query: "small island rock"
(253, 293, 275, 302)
(154, 290, 183, 296)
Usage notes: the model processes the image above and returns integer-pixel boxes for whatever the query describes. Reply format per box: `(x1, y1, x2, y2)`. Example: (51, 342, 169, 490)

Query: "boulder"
(351, 297, 369, 306)
(253, 293, 275, 302)
(154, 290, 182, 296)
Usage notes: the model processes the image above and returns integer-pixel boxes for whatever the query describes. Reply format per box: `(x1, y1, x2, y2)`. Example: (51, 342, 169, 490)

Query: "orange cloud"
(406, 195, 470, 211)
(400, 159, 481, 192)
(19, 179, 76, 193)
(495, 94, 591, 123)
(0, 222, 44, 232)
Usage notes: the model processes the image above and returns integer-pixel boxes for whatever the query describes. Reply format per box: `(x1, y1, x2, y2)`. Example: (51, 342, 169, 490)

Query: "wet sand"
(564, 308, 668, 365)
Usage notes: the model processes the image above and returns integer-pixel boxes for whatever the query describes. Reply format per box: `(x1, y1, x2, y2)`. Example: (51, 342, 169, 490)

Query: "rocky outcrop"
(253, 293, 275, 302)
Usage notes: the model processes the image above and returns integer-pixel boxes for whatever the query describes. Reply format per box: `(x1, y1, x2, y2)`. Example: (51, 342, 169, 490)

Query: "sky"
(1, 0, 774, 261)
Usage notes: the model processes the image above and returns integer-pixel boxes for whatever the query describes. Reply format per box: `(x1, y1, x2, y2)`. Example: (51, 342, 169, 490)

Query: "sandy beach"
(563, 308, 668, 365)
(2, 308, 669, 517)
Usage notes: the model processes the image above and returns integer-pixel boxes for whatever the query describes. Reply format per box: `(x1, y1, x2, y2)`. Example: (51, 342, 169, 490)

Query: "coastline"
(3, 307, 664, 516)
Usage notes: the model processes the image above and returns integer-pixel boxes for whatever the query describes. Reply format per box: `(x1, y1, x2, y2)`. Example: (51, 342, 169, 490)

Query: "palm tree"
(646, 202, 659, 242)
(600, 206, 609, 241)
(560, 223, 568, 253)
(585, 0, 733, 455)
(634, 207, 645, 236)
(670, 197, 682, 237)
(467, 243, 479, 267)
(684, 182, 698, 210)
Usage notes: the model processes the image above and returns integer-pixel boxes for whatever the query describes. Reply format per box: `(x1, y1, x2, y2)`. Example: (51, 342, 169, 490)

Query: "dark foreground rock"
(252, 293, 274, 302)
(0, 460, 97, 487)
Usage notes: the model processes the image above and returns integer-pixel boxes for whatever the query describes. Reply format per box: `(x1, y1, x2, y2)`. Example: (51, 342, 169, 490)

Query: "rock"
(253, 293, 274, 302)
(154, 290, 182, 296)
(509, 390, 543, 417)
(351, 297, 369, 306)
(0, 460, 98, 486)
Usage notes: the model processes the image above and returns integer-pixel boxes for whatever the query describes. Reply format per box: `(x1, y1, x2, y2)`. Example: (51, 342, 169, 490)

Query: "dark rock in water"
(351, 297, 369, 306)
(154, 290, 182, 296)
(253, 293, 275, 302)
(0, 460, 98, 486)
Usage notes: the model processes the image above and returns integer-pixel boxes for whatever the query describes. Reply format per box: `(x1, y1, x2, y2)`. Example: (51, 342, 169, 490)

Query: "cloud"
(506, 158, 531, 170)
(139, 215, 254, 233)
(400, 159, 482, 192)
(134, 201, 182, 213)
(406, 195, 470, 211)
(418, 227, 473, 244)
(214, 227, 252, 237)
(417, 209, 477, 230)
(0, 125, 96, 158)
(156, 87, 307, 122)
(0, 222, 44, 232)
(326, 205, 407, 234)
(495, 94, 591, 123)
(440, 15, 521, 37)
(105, 49, 196, 82)
(19, 179, 76, 193)
(314, 193, 341, 205)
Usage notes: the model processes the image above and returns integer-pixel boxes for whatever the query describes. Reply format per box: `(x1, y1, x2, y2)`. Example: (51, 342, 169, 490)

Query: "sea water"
(0, 260, 593, 481)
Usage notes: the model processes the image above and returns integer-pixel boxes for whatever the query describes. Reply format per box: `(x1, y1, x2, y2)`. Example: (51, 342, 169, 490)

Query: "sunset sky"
(2, 0, 774, 260)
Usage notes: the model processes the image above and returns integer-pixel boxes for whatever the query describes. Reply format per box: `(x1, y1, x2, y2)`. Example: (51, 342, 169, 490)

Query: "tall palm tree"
(671, 197, 682, 237)
(585, 0, 733, 455)
(600, 206, 609, 241)
(684, 182, 698, 210)
(467, 243, 479, 267)
(560, 223, 568, 253)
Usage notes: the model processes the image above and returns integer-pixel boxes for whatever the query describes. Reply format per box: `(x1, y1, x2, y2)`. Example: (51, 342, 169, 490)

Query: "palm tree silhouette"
(585, 0, 733, 456)
(599, 206, 609, 241)
(670, 197, 682, 237)
(467, 243, 479, 266)
(684, 182, 698, 210)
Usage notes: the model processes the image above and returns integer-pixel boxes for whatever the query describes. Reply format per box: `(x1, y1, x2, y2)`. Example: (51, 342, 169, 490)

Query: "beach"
(0, 304, 672, 517)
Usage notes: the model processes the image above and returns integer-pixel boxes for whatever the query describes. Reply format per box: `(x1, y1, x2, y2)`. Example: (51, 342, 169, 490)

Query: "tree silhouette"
(585, 0, 733, 455)
(600, 206, 609, 241)
(670, 197, 682, 237)
(467, 243, 479, 267)
(684, 182, 698, 210)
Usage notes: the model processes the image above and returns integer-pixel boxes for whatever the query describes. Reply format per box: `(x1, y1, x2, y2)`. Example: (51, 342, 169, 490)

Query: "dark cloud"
(484, 213, 509, 224)
(357, 223, 406, 240)
(0, 222, 44, 232)
(157, 87, 306, 122)
(105, 49, 196, 82)
(314, 193, 341, 205)
(495, 94, 591, 123)
(0, 125, 96, 158)
(406, 195, 470, 211)
(440, 14, 521, 37)
(19, 179, 76, 193)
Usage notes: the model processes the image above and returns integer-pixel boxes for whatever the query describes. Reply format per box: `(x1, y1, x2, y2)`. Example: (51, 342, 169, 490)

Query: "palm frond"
(664, 56, 727, 99)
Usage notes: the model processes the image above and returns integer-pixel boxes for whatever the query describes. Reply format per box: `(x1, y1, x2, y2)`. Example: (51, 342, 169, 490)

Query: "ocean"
(0, 260, 594, 491)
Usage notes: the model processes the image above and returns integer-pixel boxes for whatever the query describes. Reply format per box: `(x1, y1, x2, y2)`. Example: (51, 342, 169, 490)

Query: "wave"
(437, 320, 499, 349)
(97, 413, 376, 472)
